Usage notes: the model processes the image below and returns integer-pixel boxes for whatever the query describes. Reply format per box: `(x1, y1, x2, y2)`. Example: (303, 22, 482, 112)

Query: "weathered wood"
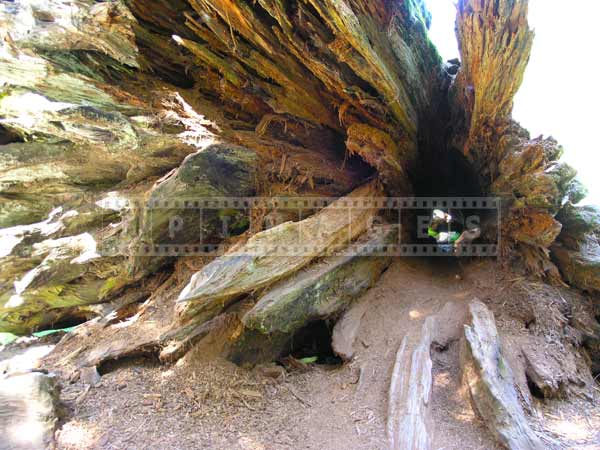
(130, 143, 259, 269)
(346, 123, 414, 194)
(242, 227, 395, 335)
(386, 302, 470, 450)
(223, 227, 395, 365)
(0, 372, 62, 450)
(552, 236, 600, 293)
(452, 1, 581, 279)
(0, 181, 178, 335)
(332, 298, 369, 361)
(460, 300, 544, 450)
(454, 0, 534, 162)
(124, 0, 443, 195)
(48, 183, 388, 368)
(176, 181, 383, 325)
(552, 205, 600, 292)
(555, 205, 600, 248)
(0, 0, 595, 373)
(387, 317, 435, 450)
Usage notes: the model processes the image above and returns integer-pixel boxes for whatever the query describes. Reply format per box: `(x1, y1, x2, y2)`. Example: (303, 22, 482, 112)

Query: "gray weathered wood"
(387, 317, 435, 450)
(332, 300, 369, 361)
(461, 300, 544, 450)
(0, 372, 61, 450)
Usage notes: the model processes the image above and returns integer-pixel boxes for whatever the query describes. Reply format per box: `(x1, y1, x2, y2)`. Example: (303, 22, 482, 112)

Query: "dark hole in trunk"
(0, 125, 24, 145)
(97, 353, 160, 376)
(43, 313, 94, 331)
(413, 146, 482, 198)
(399, 143, 498, 255)
(526, 373, 545, 399)
(280, 320, 342, 366)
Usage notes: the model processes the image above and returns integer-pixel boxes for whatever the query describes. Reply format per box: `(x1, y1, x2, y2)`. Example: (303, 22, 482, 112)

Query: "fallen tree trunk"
(227, 226, 395, 364)
(45, 182, 388, 369)
(0, 0, 597, 397)
(242, 229, 395, 335)
(0, 137, 368, 334)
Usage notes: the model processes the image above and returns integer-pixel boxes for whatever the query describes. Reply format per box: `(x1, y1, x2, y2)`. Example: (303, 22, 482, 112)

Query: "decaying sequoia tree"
(1, 0, 600, 426)
(0, 0, 444, 337)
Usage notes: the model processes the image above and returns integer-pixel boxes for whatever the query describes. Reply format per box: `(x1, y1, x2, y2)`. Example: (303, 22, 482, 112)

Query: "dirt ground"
(3, 257, 600, 450)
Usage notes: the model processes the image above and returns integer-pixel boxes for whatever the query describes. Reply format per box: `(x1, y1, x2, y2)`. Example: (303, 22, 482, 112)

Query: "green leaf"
(299, 356, 318, 364)
(32, 326, 76, 338)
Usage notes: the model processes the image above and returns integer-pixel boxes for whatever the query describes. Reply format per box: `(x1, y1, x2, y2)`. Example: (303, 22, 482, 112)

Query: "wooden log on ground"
(241, 227, 396, 335)
(460, 300, 544, 450)
(227, 227, 395, 365)
(175, 181, 383, 326)
(47, 182, 386, 368)
(387, 317, 434, 450)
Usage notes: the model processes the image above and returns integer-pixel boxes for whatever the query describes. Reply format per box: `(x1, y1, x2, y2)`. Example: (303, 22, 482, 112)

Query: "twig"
(284, 384, 312, 407)
(239, 396, 257, 411)
(123, 419, 147, 442)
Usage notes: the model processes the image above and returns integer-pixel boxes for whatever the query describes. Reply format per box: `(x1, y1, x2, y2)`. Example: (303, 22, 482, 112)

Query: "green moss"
(99, 277, 119, 298)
